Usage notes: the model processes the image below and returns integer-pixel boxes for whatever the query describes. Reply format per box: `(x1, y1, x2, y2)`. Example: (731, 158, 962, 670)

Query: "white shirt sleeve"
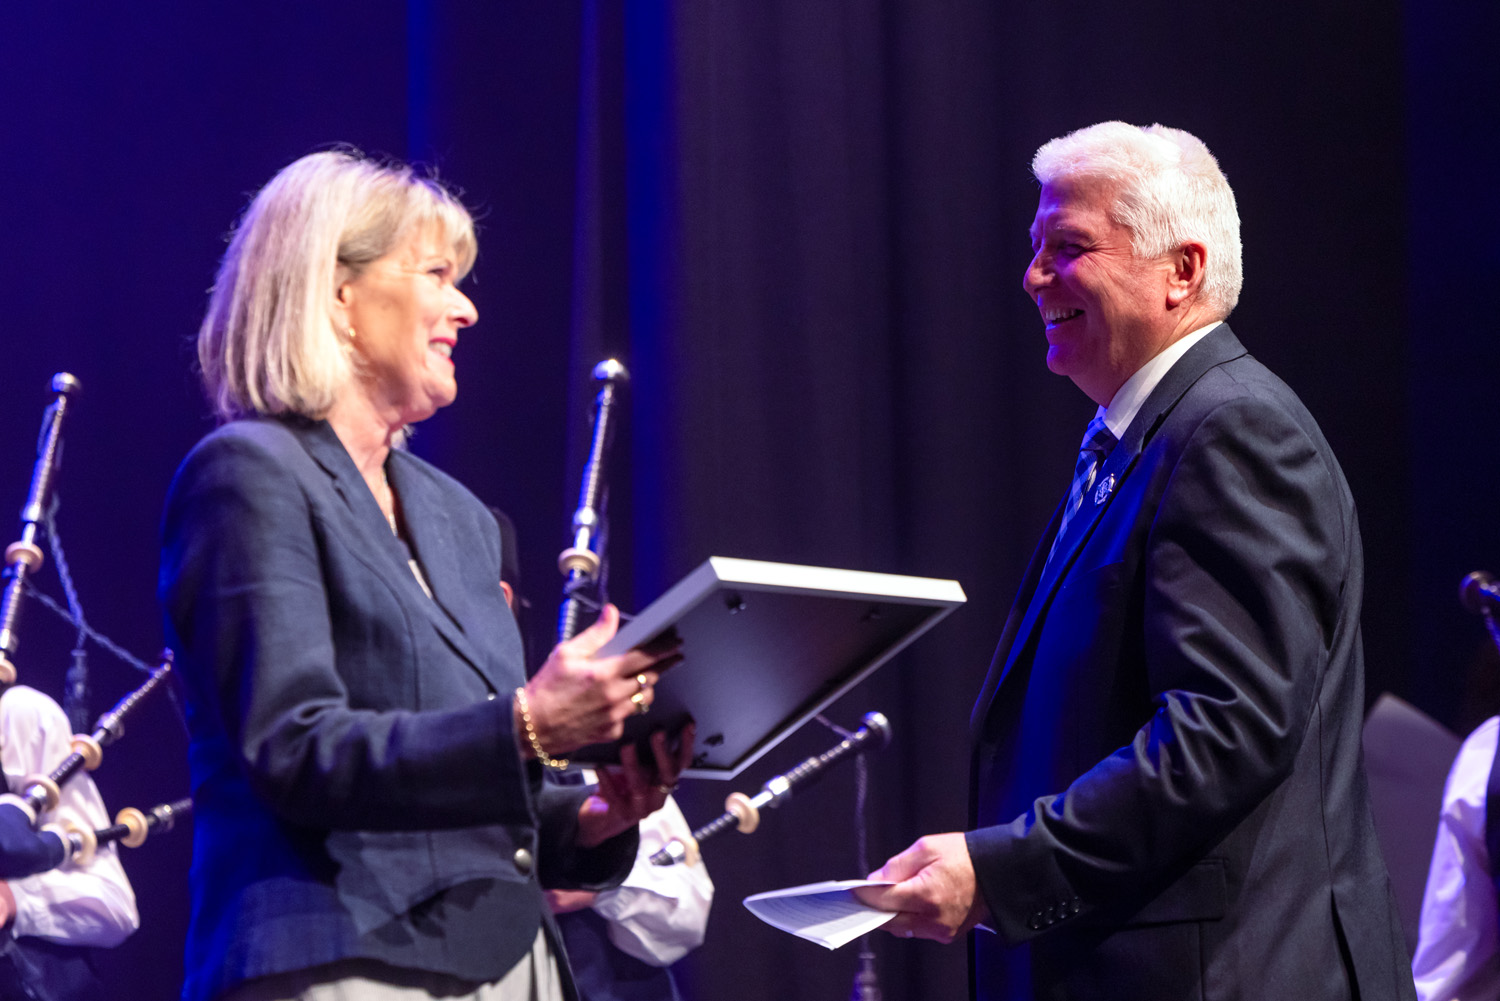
(0, 686, 139, 948)
(589, 794, 713, 966)
(1414, 716, 1500, 1001)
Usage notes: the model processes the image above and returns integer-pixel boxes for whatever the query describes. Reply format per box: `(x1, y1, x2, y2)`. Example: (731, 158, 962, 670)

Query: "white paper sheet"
(742, 879, 897, 950)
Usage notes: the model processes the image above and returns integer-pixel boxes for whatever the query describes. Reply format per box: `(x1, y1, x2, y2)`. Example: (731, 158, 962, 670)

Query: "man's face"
(1023, 177, 1176, 405)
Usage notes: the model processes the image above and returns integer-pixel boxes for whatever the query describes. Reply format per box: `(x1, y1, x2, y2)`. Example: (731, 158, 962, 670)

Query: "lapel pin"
(1094, 473, 1116, 506)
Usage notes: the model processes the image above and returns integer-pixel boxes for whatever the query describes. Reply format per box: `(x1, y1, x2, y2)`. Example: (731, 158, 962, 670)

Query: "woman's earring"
(346, 326, 357, 341)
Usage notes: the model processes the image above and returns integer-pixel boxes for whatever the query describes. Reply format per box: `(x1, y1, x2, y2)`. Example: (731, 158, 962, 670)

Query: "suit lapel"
(968, 439, 1143, 737)
(1036, 440, 1134, 595)
(292, 421, 498, 692)
(971, 324, 1248, 732)
(1116, 322, 1246, 454)
(970, 502, 1062, 734)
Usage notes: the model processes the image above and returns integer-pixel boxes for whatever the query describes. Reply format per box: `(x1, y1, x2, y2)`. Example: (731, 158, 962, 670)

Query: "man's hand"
(853, 833, 990, 943)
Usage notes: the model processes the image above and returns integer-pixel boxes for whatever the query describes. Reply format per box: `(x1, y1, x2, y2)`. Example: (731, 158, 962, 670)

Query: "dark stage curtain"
(563, 3, 1413, 999)
(1403, 0, 1500, 736)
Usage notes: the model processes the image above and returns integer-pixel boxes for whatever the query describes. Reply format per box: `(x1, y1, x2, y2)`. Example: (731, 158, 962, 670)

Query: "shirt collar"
(1098, 322, 1222, 438)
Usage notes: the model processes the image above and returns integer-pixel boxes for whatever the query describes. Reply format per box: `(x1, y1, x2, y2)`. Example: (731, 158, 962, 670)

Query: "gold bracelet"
(514, 687, 569, 770)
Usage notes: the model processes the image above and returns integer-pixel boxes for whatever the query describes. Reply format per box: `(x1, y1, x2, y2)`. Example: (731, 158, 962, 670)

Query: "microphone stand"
(850, 747, 881, 1001)
(815, 714, 881, 1001)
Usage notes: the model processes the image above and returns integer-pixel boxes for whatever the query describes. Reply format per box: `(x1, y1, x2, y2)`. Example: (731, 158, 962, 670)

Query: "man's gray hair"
(1033, 122, 1242, 317)
(198, 149, 477, 423)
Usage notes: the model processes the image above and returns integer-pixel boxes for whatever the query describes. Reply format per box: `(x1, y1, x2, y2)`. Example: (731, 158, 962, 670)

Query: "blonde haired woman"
(162, 150, 685, 1001)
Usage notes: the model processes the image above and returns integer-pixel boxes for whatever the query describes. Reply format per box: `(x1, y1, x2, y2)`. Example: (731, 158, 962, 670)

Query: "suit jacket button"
(513, 847, 534, 876)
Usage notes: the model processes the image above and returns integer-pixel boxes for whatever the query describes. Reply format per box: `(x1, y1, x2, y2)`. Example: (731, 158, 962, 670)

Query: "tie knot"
(1079, 417, 1116, 458)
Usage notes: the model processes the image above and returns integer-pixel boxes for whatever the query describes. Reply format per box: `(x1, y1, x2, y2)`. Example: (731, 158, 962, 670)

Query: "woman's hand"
(576, 724, 696, 848)
(520, 604, 682, 757)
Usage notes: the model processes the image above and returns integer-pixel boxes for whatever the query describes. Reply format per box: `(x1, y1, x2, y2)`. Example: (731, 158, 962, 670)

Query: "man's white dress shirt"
(1098, 323, 1218, 438)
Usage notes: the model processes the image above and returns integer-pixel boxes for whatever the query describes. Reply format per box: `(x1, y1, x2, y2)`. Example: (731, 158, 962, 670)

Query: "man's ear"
(1166, 242, 1207, 308)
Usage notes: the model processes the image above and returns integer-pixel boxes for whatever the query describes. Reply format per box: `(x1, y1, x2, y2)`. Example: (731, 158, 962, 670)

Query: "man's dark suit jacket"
(160, 417, 637, 1001)
(966, 325, 1415, 1000)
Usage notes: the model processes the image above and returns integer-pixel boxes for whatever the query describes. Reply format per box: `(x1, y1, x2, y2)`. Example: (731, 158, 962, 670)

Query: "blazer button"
(513, 847, 534, 876)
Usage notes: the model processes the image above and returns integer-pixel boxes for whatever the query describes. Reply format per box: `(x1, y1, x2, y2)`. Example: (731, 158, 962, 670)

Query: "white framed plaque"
(574, 557, 966, 779)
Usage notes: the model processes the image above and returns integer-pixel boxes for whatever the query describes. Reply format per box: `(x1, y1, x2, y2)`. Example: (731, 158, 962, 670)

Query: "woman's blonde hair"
(198, 149, 477, 421)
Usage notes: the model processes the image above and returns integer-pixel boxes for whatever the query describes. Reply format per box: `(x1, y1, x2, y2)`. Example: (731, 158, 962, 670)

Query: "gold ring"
(630, 690, 649, 714)
(635, 673, 649, 692)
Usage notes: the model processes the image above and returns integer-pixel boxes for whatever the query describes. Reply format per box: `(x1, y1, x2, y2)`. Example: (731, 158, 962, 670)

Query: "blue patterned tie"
(1046, 416, 1117, 567)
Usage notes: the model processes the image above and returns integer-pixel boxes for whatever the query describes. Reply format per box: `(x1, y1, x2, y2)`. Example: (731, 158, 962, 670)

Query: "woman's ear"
(332, 277, 355, 331)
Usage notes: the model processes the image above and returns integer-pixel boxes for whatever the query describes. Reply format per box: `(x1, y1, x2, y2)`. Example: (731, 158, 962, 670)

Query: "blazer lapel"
(385, 453, 502, 692)
(292, 421, 498, 692)
(295, 420, 408, 575)
(971, 324, 1248, 732)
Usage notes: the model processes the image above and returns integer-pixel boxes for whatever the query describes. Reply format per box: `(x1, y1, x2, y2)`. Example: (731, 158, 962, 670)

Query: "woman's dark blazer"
(160, 416, 636, 1001)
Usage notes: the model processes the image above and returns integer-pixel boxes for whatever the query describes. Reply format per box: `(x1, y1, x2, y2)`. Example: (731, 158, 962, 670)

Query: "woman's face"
(338, 224, 477, 425)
